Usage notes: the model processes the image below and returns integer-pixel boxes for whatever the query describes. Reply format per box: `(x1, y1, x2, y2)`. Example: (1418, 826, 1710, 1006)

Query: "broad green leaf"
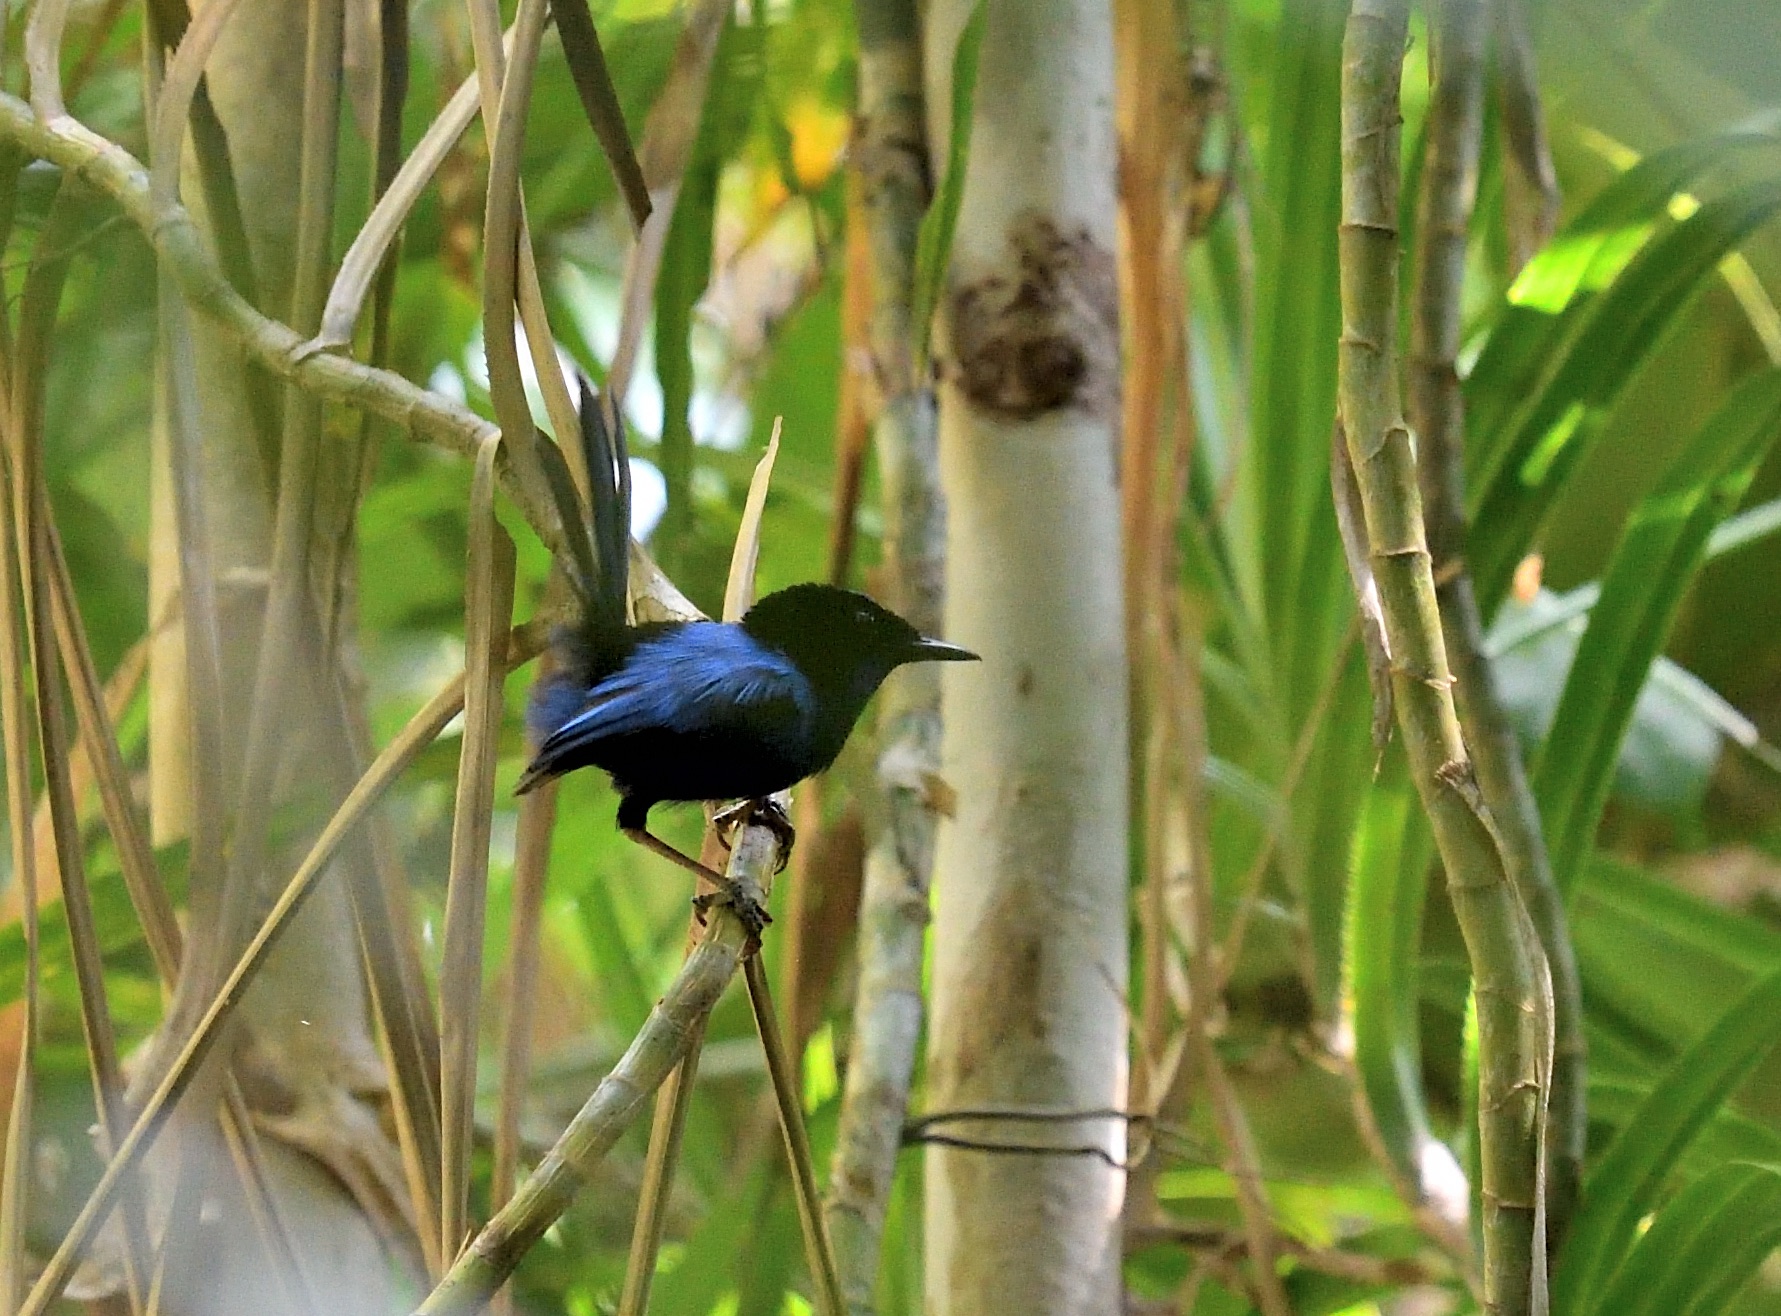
(909, 0, 986, 371)
(1534, 368, 1781, 900)
(1245, 0, 1348, 715)
(1587, 1079, 1781, 1173)
(1581, 854, 1781, 979)
(1552, 963, 1781, 1315)
(1584, 1162, 1781, 1316)
(1466, 132, 1781, 481)
(1470, 179, 1781, 611)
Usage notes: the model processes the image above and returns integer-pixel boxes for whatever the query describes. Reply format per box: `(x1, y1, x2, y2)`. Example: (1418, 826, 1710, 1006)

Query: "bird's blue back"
(535, 624, 813, 746)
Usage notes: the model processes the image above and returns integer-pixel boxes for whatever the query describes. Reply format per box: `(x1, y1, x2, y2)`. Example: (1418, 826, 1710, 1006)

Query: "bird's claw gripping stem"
(692, 879, 773, 947)
(712, 797, 797, 873)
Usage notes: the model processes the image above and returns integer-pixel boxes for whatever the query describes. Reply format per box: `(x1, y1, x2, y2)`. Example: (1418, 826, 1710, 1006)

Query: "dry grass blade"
(724, 423, 842, 1313)
(0, 392, 40, 1316)
(462, 0, 583, 473)
(17, 622, 548, 1316)
(10, 182, 150, 1315)
(14, 635, 144, 922)
(724, 419, 782, 623)
(49, 499, 318, 1307)
(616, 999, 707, 1316)
(550, 0, 651, 232)
(474, 0, 559, 505)
(147, 0, 246, 208)
(441, 436, 520, 1261)
(320, 44, 493, 348)
(45, 517, 182, 979)
(490, 780, 556, 1314)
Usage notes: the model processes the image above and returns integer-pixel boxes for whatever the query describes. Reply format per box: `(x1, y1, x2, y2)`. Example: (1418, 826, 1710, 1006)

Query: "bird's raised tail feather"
(577, 374, 630, 640)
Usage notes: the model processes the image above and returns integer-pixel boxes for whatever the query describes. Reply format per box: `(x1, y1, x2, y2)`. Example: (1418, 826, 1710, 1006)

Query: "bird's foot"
(712, 798, 797, 873)
(692, 878, 773, 948)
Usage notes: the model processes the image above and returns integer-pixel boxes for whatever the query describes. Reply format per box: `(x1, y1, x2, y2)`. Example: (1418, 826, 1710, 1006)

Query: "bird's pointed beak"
(907, 636, 980, 664)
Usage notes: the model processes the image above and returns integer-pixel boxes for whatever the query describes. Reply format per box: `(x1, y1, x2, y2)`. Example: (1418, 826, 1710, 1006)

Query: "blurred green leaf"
(1553, 961, 1781, 1315)
(1583, 1161, 1781, 1316)
(910, 0, 985, 371)
(1470, 179, 1781, 611)
(1535, 368, 1781, 899)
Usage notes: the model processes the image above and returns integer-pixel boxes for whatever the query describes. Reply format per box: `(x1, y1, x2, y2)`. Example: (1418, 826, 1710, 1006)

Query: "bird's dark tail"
(539, 374, 631, 641)
(524, 378, 632, 778)
(577, 374, 631, 639)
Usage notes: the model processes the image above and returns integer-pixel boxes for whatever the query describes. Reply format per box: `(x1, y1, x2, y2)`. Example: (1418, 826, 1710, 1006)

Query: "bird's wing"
(531, 624, 812, 763)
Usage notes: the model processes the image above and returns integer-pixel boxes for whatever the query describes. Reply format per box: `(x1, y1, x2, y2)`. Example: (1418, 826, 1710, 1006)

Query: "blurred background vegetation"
(2, 0, 1781, 1312)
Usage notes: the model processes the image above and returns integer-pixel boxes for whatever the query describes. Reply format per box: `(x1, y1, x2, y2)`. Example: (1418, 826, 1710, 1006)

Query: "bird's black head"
(741, 584, 978, 700)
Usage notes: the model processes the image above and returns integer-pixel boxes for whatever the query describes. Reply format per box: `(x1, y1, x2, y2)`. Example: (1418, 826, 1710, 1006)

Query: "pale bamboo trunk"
(922, 0, 1129, 1311)
(141, 3, 399, 1311)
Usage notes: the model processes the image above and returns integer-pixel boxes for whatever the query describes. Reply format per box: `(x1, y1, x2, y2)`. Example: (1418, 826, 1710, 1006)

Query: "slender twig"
(1338, 5, 1550, 1313)
(1409, 0, 1582, 1254)
(746, 956, 846, 1316)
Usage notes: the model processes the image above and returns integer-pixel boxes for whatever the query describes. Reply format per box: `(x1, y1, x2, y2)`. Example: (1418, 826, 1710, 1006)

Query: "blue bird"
(517, 379, 978, 937)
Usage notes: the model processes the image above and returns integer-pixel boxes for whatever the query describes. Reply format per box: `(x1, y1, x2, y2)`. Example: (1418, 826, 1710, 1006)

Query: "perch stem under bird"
(517, 379, 978, 942)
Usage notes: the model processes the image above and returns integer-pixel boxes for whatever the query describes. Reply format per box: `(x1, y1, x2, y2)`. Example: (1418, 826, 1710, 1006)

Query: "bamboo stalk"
(1337, 4, 1550, 1312)
(1407, 0, 1582, 1254)
(820, 4, 945, 1309)
(215, 0, 346, 970)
